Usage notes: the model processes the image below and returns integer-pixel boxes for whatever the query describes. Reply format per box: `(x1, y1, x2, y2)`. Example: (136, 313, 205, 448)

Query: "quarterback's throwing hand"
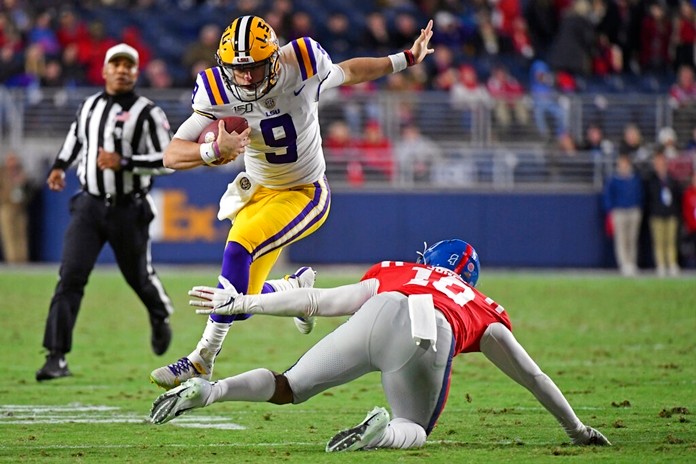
(188, 275, 241, 315)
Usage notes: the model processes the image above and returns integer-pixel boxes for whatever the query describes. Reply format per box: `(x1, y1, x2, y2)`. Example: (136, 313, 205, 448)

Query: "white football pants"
(285, 292, 453, 447)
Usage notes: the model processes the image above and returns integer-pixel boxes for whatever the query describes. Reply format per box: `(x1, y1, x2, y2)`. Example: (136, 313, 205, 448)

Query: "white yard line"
(0, 404, 245, 429)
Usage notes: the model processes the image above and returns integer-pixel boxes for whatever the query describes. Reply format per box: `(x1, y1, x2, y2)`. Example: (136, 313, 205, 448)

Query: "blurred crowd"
(3, 0, 695, 150)
(0, 0, 694, 93)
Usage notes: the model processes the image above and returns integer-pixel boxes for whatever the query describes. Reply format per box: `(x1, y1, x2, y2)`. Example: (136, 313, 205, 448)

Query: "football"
(197, 116, 249, 165)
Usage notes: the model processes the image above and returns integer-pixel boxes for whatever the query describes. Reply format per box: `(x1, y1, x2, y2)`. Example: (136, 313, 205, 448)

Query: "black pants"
(42, 191, 173, 354)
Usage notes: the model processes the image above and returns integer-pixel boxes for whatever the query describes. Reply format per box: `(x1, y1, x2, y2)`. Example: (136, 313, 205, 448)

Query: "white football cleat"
(265, 267, 318, 334)
(573, 426, 611, 446)
(150, 377, 212, 425)
(326, 406, 390, 452)
(149, 351, 213, 390)
(285, 267, 317, 335)
(286, 266, 316, 289)
(293, 316, 317, 335)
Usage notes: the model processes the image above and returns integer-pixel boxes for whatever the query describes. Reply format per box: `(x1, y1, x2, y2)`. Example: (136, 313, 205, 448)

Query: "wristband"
(200, 142, 217, 165)
(404, 49, 416, 67)
(212, 141, 221, 159)
(388, 52, 408, 73)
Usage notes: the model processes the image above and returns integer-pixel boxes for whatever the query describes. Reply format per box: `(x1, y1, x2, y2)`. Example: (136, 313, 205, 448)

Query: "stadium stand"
(0, 0, 694, 190)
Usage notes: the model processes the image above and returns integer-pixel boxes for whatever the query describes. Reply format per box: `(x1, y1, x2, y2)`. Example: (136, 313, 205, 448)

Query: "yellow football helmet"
(217, 15, 280, 102)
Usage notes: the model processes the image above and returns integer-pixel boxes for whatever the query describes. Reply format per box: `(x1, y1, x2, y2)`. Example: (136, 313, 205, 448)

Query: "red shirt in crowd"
(682, 183, 696, 233)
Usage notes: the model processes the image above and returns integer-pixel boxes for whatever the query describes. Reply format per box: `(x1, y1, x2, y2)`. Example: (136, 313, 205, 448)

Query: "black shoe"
(151, 318, 172, 356)
(36, 352, 72, 382)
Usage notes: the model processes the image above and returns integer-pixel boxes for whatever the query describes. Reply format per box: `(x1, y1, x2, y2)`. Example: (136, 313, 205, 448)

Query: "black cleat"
(151, 318, 172, 356)
(36, 352, 72, 382)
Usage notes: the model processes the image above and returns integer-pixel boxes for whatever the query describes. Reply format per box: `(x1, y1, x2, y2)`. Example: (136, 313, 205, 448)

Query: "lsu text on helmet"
(417, 239, 480, 287)
(217, 15, 280, 102)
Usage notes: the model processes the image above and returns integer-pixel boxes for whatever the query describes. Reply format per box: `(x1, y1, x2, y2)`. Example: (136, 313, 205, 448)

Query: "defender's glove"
(188, 275, 241, 315)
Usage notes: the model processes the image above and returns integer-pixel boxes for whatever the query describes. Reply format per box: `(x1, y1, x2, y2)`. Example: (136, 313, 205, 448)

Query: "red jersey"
(361, 261, 512, 355)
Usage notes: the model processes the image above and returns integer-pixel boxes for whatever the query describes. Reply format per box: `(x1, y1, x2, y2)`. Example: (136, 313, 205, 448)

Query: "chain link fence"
(0, 86, 681, 190)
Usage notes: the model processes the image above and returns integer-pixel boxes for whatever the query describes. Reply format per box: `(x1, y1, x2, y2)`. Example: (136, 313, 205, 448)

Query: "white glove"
(188, 275, 241, 315)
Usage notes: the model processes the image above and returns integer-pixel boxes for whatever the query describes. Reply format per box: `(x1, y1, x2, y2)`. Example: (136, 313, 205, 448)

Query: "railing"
(0, 87, 680, 190)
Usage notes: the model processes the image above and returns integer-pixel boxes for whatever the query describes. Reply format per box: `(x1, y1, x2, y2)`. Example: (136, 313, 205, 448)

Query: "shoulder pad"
(289, 37, 329, 81)
(195, 67, 231, 107)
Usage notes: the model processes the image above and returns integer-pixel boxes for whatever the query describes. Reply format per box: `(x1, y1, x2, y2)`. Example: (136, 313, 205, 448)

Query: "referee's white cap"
(104, 43, 139, 66)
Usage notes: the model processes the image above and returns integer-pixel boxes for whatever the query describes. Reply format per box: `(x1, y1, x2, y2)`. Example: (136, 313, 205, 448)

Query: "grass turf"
(0, 266, 694, 463)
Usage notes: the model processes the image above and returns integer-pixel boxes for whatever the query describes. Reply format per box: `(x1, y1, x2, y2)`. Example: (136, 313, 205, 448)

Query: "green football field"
(0, 265, 694, 463)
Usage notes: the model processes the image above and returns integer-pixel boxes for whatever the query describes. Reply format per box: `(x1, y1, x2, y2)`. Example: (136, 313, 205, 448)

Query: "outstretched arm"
(480, 322, 610, 446)
(190, 278, 379, 318)
(338, 19, 433, 85)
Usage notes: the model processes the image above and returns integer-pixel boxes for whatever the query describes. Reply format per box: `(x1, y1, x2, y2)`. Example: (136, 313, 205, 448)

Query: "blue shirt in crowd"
(603, 173, 644, 211)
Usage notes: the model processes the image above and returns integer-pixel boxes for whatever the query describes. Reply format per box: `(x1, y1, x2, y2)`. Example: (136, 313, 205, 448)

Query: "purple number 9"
(260, 114, 298, 164)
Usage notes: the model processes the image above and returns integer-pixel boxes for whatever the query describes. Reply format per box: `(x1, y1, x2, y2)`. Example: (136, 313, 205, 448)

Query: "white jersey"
(178, 37, 345, 189)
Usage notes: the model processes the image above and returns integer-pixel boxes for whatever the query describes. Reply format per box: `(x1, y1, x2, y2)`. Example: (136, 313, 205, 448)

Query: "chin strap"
(415, 241, 428, 264)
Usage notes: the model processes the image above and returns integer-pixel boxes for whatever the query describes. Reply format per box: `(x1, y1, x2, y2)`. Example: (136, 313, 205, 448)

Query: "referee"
(37, 44, 176, 381)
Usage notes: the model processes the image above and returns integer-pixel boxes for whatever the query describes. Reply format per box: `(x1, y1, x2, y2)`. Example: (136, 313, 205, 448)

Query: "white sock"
(373, 418, 426, 449)
(209, 368, 276, 403)
(191, 317, 231, 365)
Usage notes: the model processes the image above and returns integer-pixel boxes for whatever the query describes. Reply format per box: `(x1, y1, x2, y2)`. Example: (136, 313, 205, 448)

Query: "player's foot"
(286, 266, 316, 289)
(149, 352, 212, 390)
(326, 406, 390, 452)
(150, 317, 172, 356)
(573, 426, 611, 446)
(36, 352, 72, 382)
(294, 316, 317, 335)
(286, 267, 317, 334)
(150, 377, 212, 424)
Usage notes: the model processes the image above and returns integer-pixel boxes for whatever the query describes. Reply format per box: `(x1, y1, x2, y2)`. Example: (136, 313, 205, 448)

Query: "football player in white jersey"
(150, 15, 435, 390)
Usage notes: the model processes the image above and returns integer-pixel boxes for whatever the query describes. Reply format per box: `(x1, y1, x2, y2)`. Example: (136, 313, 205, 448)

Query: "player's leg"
(326, 294, 455, 451)
(223, 181, 330, 335)
(150, 181, 330, 389)
(153, 300, 371, 423)
(262, 264, 318, 334)
(480, 322, 610, 445)
(152, 190, 289, 388)
(153, 293, 391, 424)
(151, 365, 309, 425)
(367, 308, 455, 450)
(150, 368, 278, 424)
(148, 238, 261, 390)
(108, 196, 174, 355)
(152, 290, 383, 424)
(38, 193, 107, 381)
(192, 182, 327, 368)
(282, 293, 391, 402)
(262, 265, 316, 293)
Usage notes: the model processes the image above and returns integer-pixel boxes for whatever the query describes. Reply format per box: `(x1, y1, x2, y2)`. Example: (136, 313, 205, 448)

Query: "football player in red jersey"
(150, 239, 610, 451)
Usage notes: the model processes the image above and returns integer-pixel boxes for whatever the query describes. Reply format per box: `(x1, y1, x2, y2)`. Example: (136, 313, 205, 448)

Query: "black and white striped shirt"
(52, 91, 173, 197)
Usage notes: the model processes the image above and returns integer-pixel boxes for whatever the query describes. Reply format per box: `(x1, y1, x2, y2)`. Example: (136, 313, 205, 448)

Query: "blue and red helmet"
(416, 239, 480, 287)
